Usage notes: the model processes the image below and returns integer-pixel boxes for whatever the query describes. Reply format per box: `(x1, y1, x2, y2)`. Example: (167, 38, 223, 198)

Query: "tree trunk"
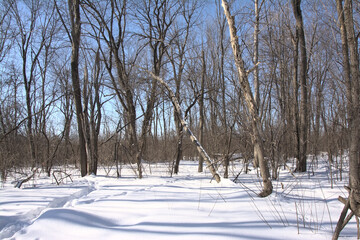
(173, 58, 184, 175)
(218, 16, 231, 178)
(88, 50, 101, 175)
(137, 77, 158, 179)
(68, 0, 87, 177)
(198, 50, 206, 173)
(252, 0, 262, 168)
(291, 30, 301, 170)
(25, 80, 36, 165)
(83, 62, 93, 175)
(336, 0, 360, 189)
(292, 0, 308, 172)
(222, 0, 272, 197)
(173, 116, 183, 174)
(343, 0, 360, 190)
(333, 1, 360, 238)
(223, 126, 233, 179)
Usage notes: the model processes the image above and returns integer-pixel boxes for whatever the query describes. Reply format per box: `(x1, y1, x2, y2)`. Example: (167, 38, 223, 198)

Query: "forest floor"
(0, 154, 357, 239)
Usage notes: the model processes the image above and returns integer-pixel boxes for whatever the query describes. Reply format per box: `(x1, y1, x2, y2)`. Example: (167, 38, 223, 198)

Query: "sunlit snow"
(0, 156, 357, 239)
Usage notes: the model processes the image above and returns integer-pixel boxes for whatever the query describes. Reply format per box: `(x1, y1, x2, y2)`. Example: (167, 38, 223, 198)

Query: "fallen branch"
(52, 170, 73, 185)
(333, 186, 360, 239)
(147, 71, 221, 183)
(14, 172, 35, 188)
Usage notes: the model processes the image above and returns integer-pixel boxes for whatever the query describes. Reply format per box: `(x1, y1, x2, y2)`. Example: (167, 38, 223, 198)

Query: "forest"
(0, 0, 360, 238)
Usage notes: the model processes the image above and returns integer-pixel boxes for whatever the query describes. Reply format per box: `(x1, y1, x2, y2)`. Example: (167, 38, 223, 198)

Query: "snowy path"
(0, 161, 358, 239)
(0, 178, 95, 239)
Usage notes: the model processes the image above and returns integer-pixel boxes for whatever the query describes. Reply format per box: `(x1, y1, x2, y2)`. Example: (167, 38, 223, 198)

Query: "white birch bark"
(221, 0, 272, 197)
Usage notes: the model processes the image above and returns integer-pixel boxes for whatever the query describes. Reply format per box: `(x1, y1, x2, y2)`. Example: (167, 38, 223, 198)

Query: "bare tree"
(54, 62, 74, 165)
(214, 1, 234, 178)
(198, 50, 205, 172)
(333, 0, 360, 238)
(35, 2, 62, 175)
(252, 0, 264, 168)
(82, 50, 103, 175)
(0, 1, 13, 63)
(132, 0, 181, 177)
(67, 0, 87, 176)
(148, 71, 221, 182)
(222, 0, 272, 197)
(291, 0, 308, 172)
(164, 0, 199, 174)
(82, 0, 146, 177)
(0, 1, 15, 179)
(10, 0, 55, 167)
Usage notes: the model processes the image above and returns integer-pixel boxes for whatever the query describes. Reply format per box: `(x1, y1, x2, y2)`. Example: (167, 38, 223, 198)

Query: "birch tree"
(148, 71, 221, 183)
(252, 0, 264, 168)
(221, 0, 272, 197)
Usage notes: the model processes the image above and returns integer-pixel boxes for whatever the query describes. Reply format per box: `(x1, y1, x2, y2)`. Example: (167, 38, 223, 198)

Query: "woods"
(0, 0, 359, 215)
(1, 0, 360, 239)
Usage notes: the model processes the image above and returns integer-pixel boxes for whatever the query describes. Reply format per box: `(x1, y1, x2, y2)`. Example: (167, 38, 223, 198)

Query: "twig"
(295, 202, 300, 234)
(356, 216, 360, 239)
(319, 181, 333, 232)
(208, 193, 220, 216)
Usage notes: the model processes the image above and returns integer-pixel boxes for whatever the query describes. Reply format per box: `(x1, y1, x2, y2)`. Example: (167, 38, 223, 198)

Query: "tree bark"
(291, 0, 308, 172)
(221, 0, 272, 197)
(291, 27, 301, 171)
(252, 0, 262, 169)
(333, 1, 360, 238)
(198, 50, 206, 173)
(89, 50, 101, 175)
(68, 0, 87, 177)
(343, 0, 360, 190)
(172, 50, 184, 175)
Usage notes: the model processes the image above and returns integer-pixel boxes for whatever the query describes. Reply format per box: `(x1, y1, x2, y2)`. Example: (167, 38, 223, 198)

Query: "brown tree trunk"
(68, 0, 87, 176)
(82, 62, 93, 175)
(335, 0, 360, 189)
(198, 50, 206, 173)
(87, 50, 101, 175)
(292, 0, 308, 172)
(82, 0, 143, 178)
(24, 79, 36, 165)
(218, 14, 231, 178)
(173, 116, 183, 174)
(222, 0, 272, 197)
(333, 1, 360, 238)
(291, 31, 301, 170)
(343, 0, 360, 190)
(173, 56, 184, 175)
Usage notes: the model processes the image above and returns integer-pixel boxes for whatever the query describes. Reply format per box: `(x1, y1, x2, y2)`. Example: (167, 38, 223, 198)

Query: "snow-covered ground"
(0, 156, 357, 239)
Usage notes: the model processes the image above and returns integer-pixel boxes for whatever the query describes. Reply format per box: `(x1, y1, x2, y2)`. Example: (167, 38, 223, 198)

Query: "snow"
(0, 156, 358, 240)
